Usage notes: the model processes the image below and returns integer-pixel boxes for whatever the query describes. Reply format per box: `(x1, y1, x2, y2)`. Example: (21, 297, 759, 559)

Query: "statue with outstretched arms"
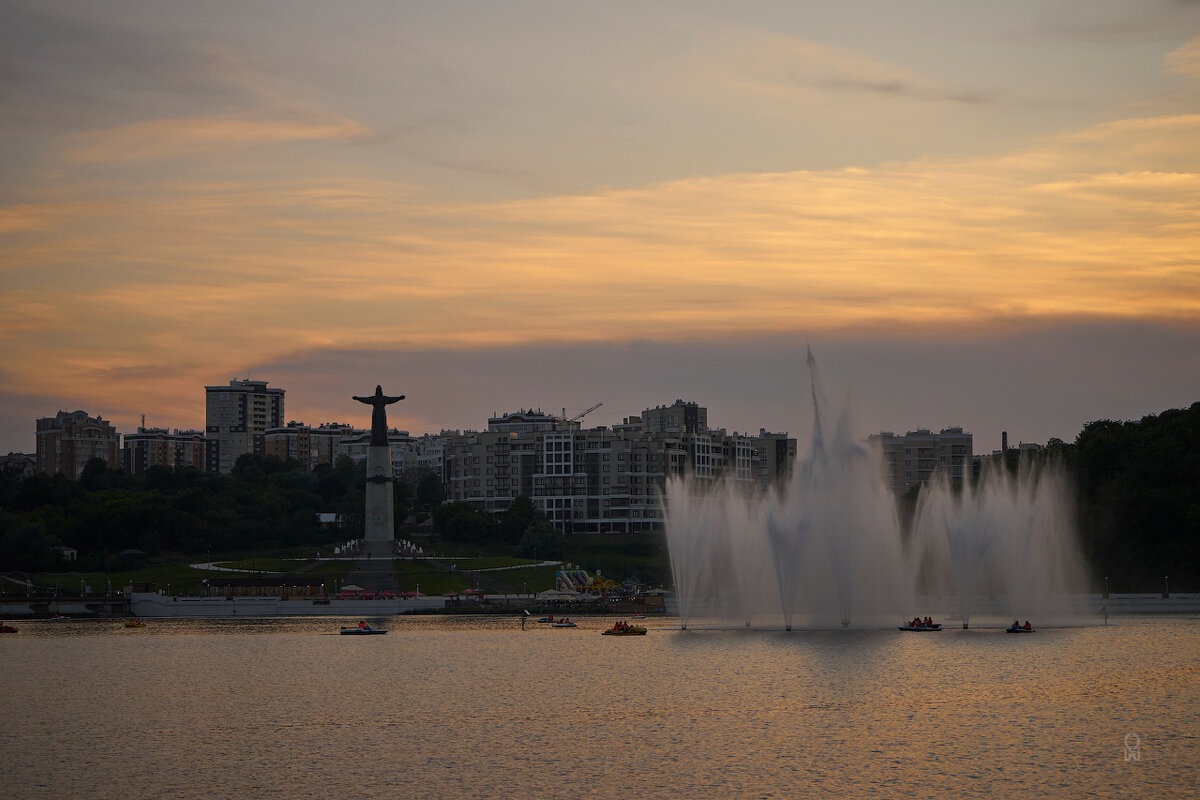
(352, 385, 405, 446)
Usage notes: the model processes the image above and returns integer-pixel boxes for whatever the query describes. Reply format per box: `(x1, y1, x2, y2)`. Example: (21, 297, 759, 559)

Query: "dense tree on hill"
(0, 512, 62, 571)
(0, 454, 363, 570)
(415, 471, 443, 510)
(431, 501, 493, 542)
(498, 495, 537, 544)
(519, 520, 565, 560)
(1069, 402, 1200, 591)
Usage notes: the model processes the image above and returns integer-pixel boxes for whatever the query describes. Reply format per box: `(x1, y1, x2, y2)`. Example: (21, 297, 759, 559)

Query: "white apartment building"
(443, 404, 796, 534)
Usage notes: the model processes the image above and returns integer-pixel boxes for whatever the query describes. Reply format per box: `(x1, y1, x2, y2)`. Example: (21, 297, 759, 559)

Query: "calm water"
(2, 615, 1197, 799)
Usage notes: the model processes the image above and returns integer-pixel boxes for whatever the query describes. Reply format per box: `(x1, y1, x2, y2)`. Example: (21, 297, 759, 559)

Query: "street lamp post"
(1104, 576, 1109, 599)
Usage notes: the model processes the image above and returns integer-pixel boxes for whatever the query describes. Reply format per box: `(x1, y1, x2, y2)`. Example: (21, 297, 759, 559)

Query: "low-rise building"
(123, 427, 208, 473)
(264, 421, 356, 470)
(0, 452, 36, 478)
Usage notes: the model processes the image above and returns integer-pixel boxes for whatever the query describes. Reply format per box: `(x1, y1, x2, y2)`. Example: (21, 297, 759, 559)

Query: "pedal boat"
(602, 625, 647, 636)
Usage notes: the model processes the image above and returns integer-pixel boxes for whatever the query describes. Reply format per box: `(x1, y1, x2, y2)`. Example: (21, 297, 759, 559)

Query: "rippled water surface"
(2, 615, 1197, 799)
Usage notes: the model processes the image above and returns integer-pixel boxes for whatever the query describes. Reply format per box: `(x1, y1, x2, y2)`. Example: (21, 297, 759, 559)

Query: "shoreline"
(4, 591, 1198, 620)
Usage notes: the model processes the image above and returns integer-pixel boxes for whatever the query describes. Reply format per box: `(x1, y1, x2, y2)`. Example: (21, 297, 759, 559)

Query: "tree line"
(0, 455, 426, 572)
(1058, 401, 1200, 592)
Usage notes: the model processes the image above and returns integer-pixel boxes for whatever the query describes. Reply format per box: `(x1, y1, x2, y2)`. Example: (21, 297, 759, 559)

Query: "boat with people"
(124, 618, 146, 628)
(340, 621, 387, 635)
(898, 616, 941, 632)
(602, 622, 647, 636)
(0, 623, 17, 634)
(551, 619, 577, 628)
(1007, 621, 1035, 633)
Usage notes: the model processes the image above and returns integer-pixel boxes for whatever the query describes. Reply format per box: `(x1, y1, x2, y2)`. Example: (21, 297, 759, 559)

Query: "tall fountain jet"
(664, 349, 1086, 630)
(353, 385, 405, 543)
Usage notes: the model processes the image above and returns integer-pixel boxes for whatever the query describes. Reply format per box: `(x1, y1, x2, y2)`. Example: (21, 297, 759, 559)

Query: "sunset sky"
(2, 0, 1198, 455)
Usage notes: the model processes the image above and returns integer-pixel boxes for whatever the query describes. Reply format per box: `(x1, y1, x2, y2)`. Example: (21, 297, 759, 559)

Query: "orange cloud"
(2, 111, 1197, 415)
(1165, 36, 1200, 80)
(55, 114, 369, 164)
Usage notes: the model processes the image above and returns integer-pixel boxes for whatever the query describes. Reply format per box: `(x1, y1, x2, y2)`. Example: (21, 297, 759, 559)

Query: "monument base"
(364, 444, 395, 543)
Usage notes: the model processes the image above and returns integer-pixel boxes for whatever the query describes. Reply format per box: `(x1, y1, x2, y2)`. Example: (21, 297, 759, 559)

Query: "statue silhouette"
(352, 385, 405, 446)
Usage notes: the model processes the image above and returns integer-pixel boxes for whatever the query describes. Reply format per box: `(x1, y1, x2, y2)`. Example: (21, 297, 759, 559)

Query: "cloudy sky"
(2, 0, 1197, 455)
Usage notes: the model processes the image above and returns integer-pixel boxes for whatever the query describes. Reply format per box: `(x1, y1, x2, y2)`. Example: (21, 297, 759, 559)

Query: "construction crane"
(558, 402, 603, 428)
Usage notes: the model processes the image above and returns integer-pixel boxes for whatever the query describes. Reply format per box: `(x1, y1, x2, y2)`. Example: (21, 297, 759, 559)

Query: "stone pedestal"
(364, 444, 394, 543)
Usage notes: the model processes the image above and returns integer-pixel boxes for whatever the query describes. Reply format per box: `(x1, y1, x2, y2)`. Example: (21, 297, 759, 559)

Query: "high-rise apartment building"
(35, 410, 121, 479)
(204, 379, 285, 473)
(755, 429, 797, 490)
(870, 427, 973, 492)
(641, 399, 707, 435)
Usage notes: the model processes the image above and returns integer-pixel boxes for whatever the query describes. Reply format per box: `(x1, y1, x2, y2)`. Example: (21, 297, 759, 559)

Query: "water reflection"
(1, 616, 1196, 799)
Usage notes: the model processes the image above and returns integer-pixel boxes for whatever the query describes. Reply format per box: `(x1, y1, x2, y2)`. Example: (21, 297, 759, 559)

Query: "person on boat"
(924, 617, 932, 627)
(911, 617, 921, 627)
(1024, 620, 1032, 630)
(359, 621, 368, 630)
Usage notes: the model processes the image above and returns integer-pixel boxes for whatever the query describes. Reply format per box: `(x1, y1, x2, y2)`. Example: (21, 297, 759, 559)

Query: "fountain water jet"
(910, 457, 1087, 628)
(664, 349, 1089, 630)
(665, 348, 909, 629)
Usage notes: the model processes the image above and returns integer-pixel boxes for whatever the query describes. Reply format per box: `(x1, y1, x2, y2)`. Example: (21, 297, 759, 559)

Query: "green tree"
(431, 501, 494, 542)
(519, 520, 565, 560)
(416, 472, 444, 510)
(498, 495, 537, 544)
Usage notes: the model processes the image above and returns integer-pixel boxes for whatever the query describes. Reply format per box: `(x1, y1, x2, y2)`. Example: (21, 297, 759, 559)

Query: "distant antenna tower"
(141, 413, 146, 430)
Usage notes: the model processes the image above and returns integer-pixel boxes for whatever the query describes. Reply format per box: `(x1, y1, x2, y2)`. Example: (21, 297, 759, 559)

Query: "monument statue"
(352, 385, 405, 446)
(353, 385, 404, 545)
